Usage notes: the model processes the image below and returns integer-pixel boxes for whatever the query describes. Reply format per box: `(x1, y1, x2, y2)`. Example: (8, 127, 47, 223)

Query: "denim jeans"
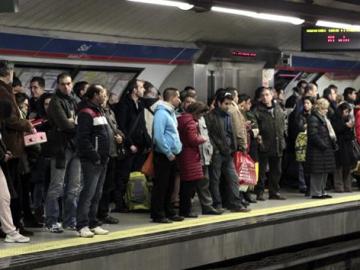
(209, 153, 242, 209)
(45, 148, 81, 227)
(77, 160, 108, 230)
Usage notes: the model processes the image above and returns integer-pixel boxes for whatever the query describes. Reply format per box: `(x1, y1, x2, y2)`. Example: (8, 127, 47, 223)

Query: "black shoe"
(269, 194, 287, 200)
(168, 215, 184, 222)
(311, 195, 325, 199)
(240, 199, 250, 207)
(19, 227, 34, 236)
(230, 207, 251, 213)
(100, 215, 119, 224)
(182, 213, 198, 218)
(322, 194, 333, 198)
(202, 207, 223, 215)
(152, 218, 172, 224)
(244, 193, 257, 203)
(256, 193, 266, 201)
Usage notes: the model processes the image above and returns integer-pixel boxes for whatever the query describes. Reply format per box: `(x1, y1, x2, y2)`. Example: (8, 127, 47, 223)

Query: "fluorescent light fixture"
(211, 6, 304, 25)
(316, 20, 360, 31)
(127, 0, 194, 10)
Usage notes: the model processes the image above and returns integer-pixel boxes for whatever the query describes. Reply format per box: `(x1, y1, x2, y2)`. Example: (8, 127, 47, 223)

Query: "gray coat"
(198, 116, 213, 166)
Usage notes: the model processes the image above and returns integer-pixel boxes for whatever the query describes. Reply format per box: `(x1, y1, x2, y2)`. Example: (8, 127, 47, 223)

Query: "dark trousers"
(7, 158, 23, 228)
(113, 152, 146, 209)
(151, 152, 176, 220)
(179, 181, 198, 216)
(97, 157, 118, 218)
(256, 154, 282, 196)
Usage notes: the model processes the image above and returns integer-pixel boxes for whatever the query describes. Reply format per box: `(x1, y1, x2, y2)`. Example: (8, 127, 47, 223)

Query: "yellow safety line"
(0, 194, 359, 259)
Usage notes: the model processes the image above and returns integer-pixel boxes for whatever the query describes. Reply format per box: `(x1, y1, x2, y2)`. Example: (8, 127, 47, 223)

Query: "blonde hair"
(314, 98, 330, 111)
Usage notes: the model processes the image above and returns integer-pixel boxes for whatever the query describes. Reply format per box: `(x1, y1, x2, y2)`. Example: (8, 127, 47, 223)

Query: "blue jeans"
(77, 160, 108, 230)
(209, 153, 242, 209)
(45, 148, 81, 227)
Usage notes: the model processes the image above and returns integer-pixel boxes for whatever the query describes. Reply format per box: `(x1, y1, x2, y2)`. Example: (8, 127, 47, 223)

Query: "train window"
(73, 70, 137, 96)
(15, 67, 69, 95)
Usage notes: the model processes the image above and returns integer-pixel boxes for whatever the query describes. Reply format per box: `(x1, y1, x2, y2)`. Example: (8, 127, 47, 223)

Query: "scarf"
(324, 116, 337, 142)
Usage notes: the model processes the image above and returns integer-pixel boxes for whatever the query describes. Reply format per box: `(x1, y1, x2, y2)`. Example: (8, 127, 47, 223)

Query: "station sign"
(302, 26, 360, 51)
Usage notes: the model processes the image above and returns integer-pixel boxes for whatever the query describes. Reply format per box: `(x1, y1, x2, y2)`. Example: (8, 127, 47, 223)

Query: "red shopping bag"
(233, 152, 257, 186)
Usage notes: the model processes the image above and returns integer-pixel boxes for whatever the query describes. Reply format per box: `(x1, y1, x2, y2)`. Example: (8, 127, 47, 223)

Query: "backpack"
(125, 171, 151, 211)
(295, 131, 307, 162)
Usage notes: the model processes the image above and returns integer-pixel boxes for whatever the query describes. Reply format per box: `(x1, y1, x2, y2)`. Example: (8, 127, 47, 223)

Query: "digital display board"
(302, 27, 360, 51)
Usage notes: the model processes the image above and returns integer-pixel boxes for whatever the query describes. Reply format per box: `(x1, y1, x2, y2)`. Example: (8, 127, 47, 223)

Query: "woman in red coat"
(177, 102, 209, 217)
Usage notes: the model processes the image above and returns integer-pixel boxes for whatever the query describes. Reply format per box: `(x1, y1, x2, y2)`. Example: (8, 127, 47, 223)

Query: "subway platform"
(0, 191, 360, 270)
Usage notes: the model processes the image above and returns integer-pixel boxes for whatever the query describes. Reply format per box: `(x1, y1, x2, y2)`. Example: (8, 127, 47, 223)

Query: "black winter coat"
(115, 95, 151, 151)
(331, 112, 356, 168)
(253, 102, 286, 157)
(306, 111, 336, 174)
(76, 100, 110, 164)
(47, 90, 78, 159)
(205, 108, 237, 156)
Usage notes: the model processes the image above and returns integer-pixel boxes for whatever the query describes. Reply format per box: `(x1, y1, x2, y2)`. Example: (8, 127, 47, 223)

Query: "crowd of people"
(0, 59, 359, 243)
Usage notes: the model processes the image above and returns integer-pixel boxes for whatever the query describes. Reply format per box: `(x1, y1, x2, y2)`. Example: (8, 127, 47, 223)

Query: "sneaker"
(78, 226, 95, 238)
(47, 223, 64, 233)
(90, 226, 109, 235)
(5, 231, 30, 243)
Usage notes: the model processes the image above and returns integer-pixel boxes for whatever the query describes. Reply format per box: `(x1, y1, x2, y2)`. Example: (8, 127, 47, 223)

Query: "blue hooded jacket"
(153, 102, 182, 159)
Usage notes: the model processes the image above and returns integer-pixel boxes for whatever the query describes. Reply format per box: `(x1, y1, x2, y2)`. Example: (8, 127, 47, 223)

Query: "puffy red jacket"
(177, 113, 206, 181)
(355, 108, 360, 144)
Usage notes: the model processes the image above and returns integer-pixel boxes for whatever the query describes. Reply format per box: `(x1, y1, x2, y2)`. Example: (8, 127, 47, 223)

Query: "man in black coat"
(45, 73, 81, 233)
(206, 91, 250, 212)
(253, 87, 286, 200)
(113, 79, 152, 211)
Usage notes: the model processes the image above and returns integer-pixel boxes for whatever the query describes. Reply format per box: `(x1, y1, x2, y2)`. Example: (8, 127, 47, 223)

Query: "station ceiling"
(0, 0, 359, 57)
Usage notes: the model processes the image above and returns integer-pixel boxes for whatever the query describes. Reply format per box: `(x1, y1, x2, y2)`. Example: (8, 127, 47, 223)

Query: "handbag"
(141, 151, 154, 178)
(352, 140, 360, 160)
(233, 151, 257, 186)
(295, 131, 307, 162)
(24, 131, 47, 147)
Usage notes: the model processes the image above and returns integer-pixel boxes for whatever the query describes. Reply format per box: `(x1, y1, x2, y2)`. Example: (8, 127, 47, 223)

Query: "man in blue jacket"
(151, 88, 183, 223)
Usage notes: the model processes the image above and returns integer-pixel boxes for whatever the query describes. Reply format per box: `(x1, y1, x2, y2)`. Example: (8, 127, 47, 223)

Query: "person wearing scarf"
(306, 98, 336, 199)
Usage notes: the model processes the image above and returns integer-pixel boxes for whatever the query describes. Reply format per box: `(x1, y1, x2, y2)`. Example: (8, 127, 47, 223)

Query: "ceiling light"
(211, 6, 304, 25)
(127, 0, 194, 11)
(316, 20, 360, 31)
